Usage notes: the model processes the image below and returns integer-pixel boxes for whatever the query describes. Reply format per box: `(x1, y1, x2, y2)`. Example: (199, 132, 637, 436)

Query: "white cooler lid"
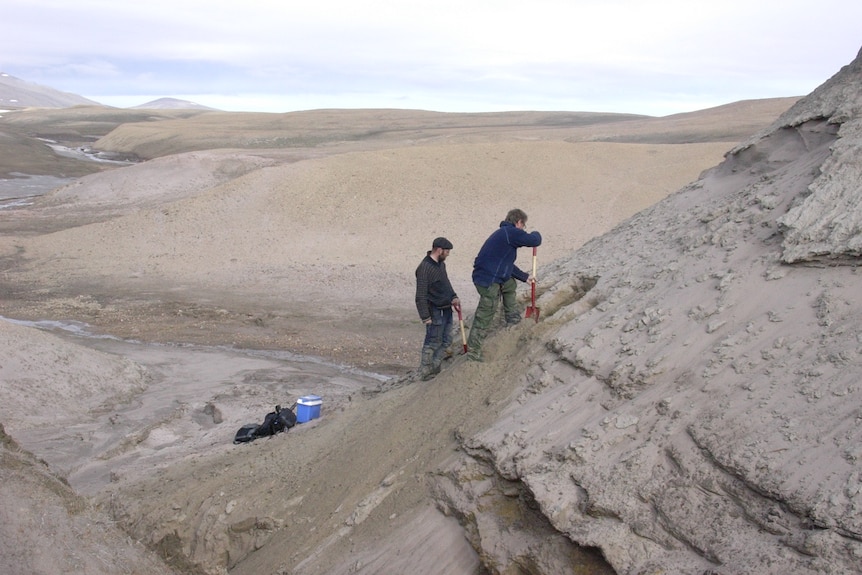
(298, 395, 322, 405)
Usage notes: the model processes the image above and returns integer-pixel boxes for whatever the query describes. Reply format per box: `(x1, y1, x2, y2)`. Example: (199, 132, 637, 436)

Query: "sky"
(1, 0, 860, 116)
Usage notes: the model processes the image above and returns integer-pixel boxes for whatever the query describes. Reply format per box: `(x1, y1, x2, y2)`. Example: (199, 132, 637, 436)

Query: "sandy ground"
(0, 102, 795, 574)
(0, 140, 732, 375)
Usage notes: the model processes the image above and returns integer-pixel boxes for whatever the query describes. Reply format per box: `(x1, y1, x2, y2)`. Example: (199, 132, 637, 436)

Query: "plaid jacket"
(415, 253, 457, 321)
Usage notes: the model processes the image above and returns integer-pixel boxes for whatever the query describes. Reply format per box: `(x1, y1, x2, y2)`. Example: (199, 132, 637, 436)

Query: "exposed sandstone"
(2, 49, 860, 575)
(439, 47, 862, 574)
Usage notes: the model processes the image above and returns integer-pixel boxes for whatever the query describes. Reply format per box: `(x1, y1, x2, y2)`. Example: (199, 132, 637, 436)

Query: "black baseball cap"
(432, 237, 453, 250)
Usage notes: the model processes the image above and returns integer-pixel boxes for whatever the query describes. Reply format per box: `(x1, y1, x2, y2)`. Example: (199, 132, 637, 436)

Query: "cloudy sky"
(2, 0, 860, 116)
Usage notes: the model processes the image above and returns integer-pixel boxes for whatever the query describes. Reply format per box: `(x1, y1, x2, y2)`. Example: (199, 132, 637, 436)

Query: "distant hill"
(0, 72, 102, 109)
(131, 97, 218, 111)
(0, 74, 217, 112)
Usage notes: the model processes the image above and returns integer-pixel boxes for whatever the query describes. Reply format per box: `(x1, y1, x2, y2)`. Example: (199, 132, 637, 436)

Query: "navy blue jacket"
(472, 221, 542, 288)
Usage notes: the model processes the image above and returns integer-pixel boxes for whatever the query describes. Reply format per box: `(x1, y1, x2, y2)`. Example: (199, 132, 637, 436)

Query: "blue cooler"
(296, 395, 322, 423)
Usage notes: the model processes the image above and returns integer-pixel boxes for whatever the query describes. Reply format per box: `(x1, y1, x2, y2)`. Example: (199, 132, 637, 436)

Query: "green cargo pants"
(466, 278, 521, 360)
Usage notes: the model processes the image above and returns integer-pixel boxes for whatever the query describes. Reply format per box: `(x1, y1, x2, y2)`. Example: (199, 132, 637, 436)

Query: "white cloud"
(2, 0, 861, 114)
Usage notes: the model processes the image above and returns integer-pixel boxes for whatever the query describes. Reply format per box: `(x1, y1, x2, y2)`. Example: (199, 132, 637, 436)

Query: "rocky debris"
(438, 47, 862, 574)
(735, 47, 862, 264)
(0, 424, 176, 575)
(432, 449, 615, 574)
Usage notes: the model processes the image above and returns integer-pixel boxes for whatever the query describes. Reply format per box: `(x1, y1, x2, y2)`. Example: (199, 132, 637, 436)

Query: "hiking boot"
(421, 363, 441, 381)
(466, 353, 483, 362)
(505, 313, 522, 327)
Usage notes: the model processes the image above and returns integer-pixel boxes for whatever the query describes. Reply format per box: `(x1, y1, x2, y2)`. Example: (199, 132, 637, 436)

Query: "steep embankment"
(433, 49, 862, 574)
(0, 94, 821, 575)
(0, 321, 177, 575)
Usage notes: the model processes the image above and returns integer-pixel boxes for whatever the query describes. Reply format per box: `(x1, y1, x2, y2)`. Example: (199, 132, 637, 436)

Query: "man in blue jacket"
(467, 209, 542, 361)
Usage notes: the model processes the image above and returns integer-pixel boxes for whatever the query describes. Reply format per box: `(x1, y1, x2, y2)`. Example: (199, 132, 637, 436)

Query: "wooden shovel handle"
(455, 302, 468, 352)
(531, 246, 537, 277)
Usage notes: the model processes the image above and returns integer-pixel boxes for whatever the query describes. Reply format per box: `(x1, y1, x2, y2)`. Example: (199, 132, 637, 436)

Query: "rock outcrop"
(436, 47, 862, 574)
(738, 49, 862, 264)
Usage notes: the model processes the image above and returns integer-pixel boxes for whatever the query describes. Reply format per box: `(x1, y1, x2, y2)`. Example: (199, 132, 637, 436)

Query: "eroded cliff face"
(740, 48, 862, 265)
(435, 47, 862, 574)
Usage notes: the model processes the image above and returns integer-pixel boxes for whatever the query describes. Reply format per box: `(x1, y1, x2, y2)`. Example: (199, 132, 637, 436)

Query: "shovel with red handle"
(454, 302, 468, 353)
(525, 246, 540, 322)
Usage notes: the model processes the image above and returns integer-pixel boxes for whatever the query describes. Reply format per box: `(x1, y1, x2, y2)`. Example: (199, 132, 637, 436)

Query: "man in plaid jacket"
(415, 237, 460, 381)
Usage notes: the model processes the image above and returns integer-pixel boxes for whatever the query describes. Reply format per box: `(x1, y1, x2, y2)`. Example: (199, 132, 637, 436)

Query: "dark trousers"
(421, 305, 453, 369)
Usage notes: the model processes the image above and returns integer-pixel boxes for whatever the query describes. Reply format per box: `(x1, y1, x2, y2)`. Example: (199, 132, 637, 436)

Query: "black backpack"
(233, 404, 297, 444)
(233, 424, 260, 443)
(256, 404, 297, 437)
